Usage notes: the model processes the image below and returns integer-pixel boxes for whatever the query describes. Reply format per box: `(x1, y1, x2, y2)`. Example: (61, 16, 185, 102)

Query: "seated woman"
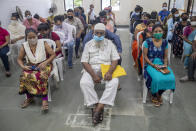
(181, 17, 196, 68)
(143, 24, 175, 107)
(132, 12, 151, 67)
(17, 28, 56, 111)
(37, 23, 62, 58)
(0, 21, 11, 77)
(137, 22, 154, 75)
(8, 13, 25, 44)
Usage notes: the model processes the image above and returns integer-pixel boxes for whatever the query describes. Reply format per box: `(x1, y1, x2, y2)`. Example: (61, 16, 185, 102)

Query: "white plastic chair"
(41, 39, 58, 102)
(168, 43, 171, 65)
(53, 31, 66, 81)
(136, 31, 143, 81)
(141, 43, 174, 104)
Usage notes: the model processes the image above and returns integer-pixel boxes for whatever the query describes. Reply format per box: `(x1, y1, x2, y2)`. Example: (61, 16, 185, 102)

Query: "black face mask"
(68, 16, 73, 19)
(182, 17, 188, 21)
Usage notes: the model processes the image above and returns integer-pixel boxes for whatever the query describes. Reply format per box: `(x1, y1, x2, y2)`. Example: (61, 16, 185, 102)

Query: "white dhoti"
(80, 69, 119, 107)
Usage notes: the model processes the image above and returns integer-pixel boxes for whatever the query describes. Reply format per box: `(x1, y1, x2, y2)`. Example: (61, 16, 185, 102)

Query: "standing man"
(88, 4, 96, 24)
(65, 9, 84, 58)
(158, 2, 170, 25)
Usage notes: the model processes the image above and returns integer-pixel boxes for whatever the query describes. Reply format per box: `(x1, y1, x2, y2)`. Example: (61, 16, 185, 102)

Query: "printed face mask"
(153, 33, 163, 40)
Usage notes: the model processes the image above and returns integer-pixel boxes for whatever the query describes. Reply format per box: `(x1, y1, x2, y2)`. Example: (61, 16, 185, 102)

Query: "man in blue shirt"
(158, 2, 170, 25)
(83, 12, 122, 55)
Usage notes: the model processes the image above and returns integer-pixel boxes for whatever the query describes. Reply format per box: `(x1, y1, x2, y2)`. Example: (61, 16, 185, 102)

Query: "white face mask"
(162, 7, 167, 10)
(10, 20, 17, 26)
(26, 15, 32, 20)
(49, 12, 53, 16)
(28, 37, 38, 45)
(191, 21, 196, 26)
(174, 14, 179, 17)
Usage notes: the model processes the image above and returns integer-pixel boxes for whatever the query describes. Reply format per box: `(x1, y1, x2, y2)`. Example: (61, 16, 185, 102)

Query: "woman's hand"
(152, 64, 160, 70)
(37, 62, 47, 70)
(22, 66, 31, 71)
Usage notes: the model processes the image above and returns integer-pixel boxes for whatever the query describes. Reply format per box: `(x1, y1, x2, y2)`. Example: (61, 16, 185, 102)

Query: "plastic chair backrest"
(41, 39, 56, 52)
(53, 31, 65, 45)
(167, 43, 171, 65)
(137, 31, 143, 56)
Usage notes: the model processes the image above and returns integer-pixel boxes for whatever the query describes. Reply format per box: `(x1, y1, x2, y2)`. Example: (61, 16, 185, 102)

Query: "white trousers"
(80, 70, 119, 107)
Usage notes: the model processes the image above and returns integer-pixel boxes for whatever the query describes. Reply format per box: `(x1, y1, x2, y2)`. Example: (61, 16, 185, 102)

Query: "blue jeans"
(64, 41, 74, 67)
(0, 46, 10, 71)
(75, 38, 80, 56)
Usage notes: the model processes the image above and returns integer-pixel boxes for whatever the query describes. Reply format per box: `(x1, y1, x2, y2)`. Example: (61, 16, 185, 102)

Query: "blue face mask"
(93, 35, 104, 42)
(56, 25, 62, 28)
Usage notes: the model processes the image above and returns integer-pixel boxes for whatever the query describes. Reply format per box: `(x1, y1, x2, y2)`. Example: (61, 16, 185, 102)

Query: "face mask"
(42, 34, 49, 38)
(147, 27, 152, 32)
(68, 16, 73, 19)
(162, 7, 167, 10)
(26, 15, 32, 20)
(143, 20, 148, 25)
(28, 37, 38, 45)
(191, 21, 196, 26)
(153, 33, 163, 40)
(74, 12, 80, 17)
(49, 13, 53, 16)
(56, 24, 62, 28)
(93, 35, 104, 42)
(10, 20, 17, 26)
(174, 14, 179, 17)
(135, 12, 140, 15)
(182, 17, 188, 21)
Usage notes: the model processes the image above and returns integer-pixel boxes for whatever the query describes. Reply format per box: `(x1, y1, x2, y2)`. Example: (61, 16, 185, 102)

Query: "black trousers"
(0, 46, 10, 71)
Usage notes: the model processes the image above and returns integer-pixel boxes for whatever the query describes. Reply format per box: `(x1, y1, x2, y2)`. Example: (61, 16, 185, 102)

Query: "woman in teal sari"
(143, 24, 176, 107)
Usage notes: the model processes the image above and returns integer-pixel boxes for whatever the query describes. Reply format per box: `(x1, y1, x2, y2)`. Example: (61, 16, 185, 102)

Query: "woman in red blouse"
(0, 22, 11, 77)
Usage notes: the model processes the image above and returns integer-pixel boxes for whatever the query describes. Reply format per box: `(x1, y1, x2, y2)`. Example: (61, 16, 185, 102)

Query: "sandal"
(158, 96, 163, 105)
(92, 111, 101, 125)
(99, 108, 104, 122)
(21, 98, 34, 108)
(41, 101, 49, 112)
(151, 97, 159, 103)
(151, 97, 160, 107)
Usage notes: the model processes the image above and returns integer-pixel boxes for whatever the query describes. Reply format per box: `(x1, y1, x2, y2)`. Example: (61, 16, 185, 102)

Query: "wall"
(0, 0, 51, 28)
(81, 0, 166, 25)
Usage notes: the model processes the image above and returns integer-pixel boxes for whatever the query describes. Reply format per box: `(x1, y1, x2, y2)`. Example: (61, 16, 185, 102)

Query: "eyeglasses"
(95, 32, 104, 35)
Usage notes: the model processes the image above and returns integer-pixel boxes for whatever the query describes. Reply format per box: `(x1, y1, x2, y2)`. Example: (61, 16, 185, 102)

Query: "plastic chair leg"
(142, 80, 148, 103)
(169, 90, 174, 104)
(56, 59, 64, 81)
(48, 77, 52, 102)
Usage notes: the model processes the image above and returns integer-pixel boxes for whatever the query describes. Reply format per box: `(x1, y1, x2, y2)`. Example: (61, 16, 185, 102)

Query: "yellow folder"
(101, 64, 127, 78)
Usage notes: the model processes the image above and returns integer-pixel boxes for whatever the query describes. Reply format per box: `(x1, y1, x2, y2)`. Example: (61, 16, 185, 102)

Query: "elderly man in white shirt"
(80, 23, 120, 125)
(53, 15, 74, 68)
